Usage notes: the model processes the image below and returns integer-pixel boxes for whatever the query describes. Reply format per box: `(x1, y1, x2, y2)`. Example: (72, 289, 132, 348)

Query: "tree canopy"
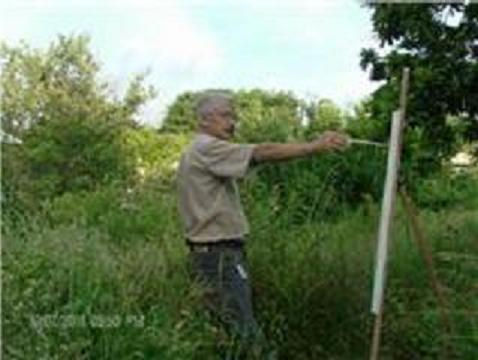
(161, 88, 303, 140)
(361, 2, 478, 165)
(1, 34, 155, 209)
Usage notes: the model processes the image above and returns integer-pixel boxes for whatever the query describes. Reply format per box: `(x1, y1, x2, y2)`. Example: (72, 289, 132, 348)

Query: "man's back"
(177, 133, 255, 243)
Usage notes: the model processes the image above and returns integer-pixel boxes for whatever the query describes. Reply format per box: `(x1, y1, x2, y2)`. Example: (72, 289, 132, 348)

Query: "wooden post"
(370, 67, 409, 360)
(399, 189, 453, 358)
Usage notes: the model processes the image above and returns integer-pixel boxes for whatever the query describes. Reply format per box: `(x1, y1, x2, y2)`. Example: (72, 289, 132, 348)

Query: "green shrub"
(3, 183, 477, 358)
(413, 170, 478, 210)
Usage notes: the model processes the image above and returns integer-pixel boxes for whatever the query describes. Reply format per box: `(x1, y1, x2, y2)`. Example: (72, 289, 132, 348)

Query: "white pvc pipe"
(371, 110, 404, 314)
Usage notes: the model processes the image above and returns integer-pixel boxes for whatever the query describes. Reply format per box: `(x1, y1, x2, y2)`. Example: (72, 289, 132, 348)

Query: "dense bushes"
(1, 34, 154, 217)
(3, 172, 477, 359)
(2, 36, 477, 360)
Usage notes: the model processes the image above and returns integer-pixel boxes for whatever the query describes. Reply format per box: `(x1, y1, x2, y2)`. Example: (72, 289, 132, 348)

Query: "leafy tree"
(161, 88, 302, 141)
(124, 127, 189, 182)
(303, 99, 344, 140)
(234, 89, 301, 142)
(360, 2, 478, 168)
(160, 91, 200, 134)
(1, 34, 155, 212)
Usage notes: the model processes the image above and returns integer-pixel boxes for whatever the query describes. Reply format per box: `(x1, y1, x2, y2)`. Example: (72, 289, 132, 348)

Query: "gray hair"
(195, 91, 233, 122)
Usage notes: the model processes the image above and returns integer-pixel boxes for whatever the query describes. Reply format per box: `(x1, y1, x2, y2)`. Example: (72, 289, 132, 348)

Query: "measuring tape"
(348, 138, 387, 148)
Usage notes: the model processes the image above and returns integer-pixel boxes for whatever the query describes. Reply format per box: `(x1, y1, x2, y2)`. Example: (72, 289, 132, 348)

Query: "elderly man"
(177, 93, 348, 338)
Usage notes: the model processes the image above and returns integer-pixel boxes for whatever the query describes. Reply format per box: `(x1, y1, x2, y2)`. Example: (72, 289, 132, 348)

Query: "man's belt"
(186, 238, 244, 252)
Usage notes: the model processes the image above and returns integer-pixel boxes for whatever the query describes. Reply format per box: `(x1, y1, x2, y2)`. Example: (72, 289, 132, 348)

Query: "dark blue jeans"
(188, 243, 258, 337)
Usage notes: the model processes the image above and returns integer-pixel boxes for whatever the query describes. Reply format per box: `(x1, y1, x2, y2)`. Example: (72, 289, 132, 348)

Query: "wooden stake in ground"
(399, 189, 454, 358)
(370, 67, 409, 360)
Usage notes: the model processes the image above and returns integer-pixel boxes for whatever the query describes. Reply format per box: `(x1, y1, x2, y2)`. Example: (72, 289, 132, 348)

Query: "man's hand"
(313, 131, 349, 152)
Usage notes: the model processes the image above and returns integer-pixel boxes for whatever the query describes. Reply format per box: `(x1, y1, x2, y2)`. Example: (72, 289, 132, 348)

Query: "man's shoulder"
(183, 132, 253, 163)
(190, 133, 234, 155)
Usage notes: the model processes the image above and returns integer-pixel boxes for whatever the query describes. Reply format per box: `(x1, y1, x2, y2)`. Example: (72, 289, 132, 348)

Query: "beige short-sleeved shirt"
(177, 133, 256, 243)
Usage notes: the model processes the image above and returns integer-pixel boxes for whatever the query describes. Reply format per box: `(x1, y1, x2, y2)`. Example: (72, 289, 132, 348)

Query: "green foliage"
(41, 180, 182, 246)
(165, 90, 389, 221)
(3, 80, 478, 358)
(345, 99, 388, 141)
(2, 215, 218, 359)
(3, 176, 477, 359)
(241, 146, 386, 227)
(303, 98, 344, 139)
(234, 89, 302, 143)
(361, 3, 478, 172)
(161, 91, 200, 134)
(1, 34, 155, 211)
(3, 32, 477, 359)
(1, 35, 99, 135)
(161, 88, 303, 142)
(235, 97, 389, 223)
(23, 113, 131, 197)
(123, 128, 189, 181)
(413, 170, 478, 210)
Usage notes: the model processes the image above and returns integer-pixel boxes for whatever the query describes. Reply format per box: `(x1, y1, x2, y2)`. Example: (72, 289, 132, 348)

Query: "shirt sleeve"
(200, 138, 256, 178)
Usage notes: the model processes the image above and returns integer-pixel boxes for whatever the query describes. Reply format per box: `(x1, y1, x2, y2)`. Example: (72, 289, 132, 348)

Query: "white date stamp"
(30, 313, 145, 329)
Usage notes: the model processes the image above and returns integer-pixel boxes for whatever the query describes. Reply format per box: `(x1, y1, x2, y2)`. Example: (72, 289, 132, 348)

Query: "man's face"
(208, 102, 237, 140)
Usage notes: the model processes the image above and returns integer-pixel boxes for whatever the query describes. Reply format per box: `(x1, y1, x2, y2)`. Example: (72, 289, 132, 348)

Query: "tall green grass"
(3, 169, 478, 359)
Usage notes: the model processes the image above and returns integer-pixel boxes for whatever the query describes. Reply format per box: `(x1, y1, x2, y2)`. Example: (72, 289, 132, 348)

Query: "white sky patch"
(442, 7, 464, 27)
(107, 0, 226, 77)
(190, 0, 341, 14)
(1, 0, 223, 78)
(121, 10, 222, 78)
(335, 70, 383, 107)
(1, 0, 224, 126)
(0, 0, 380, 127)
(114, 2, 224, 126)
(0, 14, 29, 44)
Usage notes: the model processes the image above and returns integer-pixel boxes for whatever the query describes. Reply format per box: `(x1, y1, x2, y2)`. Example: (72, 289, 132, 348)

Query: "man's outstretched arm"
(252, 131, 349, 163)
